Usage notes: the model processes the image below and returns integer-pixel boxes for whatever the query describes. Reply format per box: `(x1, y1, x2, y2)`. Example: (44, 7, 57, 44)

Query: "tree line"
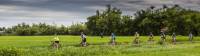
(0, 23, 87, 35)
(86, 5, 200, 36)
(0, 4, 200, 36)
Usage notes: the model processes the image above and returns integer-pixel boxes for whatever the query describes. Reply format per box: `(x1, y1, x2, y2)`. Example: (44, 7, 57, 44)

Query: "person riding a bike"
(51, 36, 60, 48)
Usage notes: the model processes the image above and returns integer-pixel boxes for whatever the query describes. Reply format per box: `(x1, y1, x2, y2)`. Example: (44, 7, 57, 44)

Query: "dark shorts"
(83, 38, 86, 42)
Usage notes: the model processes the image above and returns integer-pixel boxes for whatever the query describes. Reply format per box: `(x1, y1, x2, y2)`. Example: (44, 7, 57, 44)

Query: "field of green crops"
(0, 35, 200, 56)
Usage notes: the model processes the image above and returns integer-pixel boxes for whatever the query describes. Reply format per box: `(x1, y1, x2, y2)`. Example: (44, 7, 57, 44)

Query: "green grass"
(0, 35, 200, 56)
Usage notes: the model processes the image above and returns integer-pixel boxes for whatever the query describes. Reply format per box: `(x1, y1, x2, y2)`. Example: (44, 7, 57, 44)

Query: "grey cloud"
(0, 0, 199, 13)
(0, 0, 200, 27)
(0, 0, 199, 17)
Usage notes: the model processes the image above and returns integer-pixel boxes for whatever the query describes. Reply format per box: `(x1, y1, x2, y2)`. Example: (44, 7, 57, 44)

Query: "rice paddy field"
(0, 35, 200, 56)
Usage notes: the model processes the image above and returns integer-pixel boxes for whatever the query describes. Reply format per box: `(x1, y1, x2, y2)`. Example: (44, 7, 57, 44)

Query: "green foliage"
(86, 5, 133, 35)
(134, 5, 200, 35)
(68, 23, 88, 35)
(3, 23, 69, 35)
(86, 4, 200, 36)
(2, 23, 88, 35)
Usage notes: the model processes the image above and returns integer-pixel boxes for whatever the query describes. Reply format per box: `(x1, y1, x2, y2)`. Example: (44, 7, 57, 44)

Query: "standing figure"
(134, 32, 140, 44)
(81, 32, 87, 46)
(110, 33, 116, 45)
(148, 32, 154, 42)
(189, 32, 193, 42)
(160, 31, 166, 44)
(172, 32, 176, 44)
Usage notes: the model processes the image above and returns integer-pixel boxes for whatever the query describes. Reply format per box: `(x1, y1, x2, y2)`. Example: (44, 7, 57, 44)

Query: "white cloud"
(147, 0, 174, 5)
(84, 6, 106, 11)
(0, 5, 88, 27)
(0, 5, 87, 19)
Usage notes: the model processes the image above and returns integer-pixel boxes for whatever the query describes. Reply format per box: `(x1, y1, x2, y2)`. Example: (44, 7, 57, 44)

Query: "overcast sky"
(0, 0, 200, 27)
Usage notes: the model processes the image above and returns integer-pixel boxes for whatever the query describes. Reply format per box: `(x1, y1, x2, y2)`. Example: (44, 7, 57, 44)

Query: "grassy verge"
(0, 36, 200, 56)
